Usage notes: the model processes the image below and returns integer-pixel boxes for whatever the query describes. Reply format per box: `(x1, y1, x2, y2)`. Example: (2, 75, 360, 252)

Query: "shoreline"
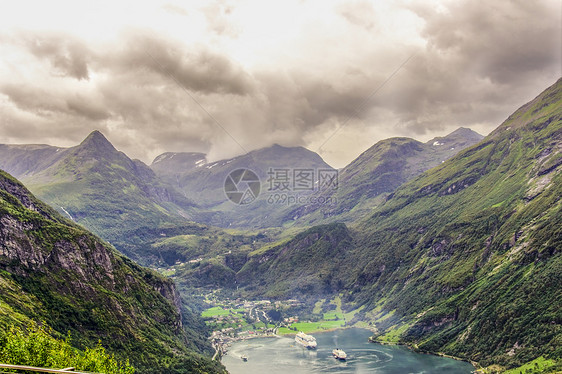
(277, 324, 377, 337)
(368, 337, 479, 370)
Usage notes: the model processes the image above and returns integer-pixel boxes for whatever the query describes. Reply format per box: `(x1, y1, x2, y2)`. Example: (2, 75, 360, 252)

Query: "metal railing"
(0, 364, 101, 374)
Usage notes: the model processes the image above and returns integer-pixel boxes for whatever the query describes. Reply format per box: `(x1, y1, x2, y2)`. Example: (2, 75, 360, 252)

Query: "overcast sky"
(0, 0, 560, 167)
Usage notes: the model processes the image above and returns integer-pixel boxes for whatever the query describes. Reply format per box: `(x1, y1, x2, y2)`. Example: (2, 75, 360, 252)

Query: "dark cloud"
(65, 95, 111, 121)
(1, 84, 64, 115)
(0, 83, 109, 121)
(418, 0, 560, 85)
(107, 32, 254, 96)
(365, 0, 561, 137)
(0, 0, 560, 167)
(21, 32, 91, 80)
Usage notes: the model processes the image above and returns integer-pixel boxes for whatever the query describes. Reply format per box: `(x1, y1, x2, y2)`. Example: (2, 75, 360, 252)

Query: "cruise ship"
(332, 348, 347, 361)
(295, 332, 317, 349)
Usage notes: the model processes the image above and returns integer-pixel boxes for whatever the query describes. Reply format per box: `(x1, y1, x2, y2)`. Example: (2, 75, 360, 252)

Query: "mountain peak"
(447, 127, 482, 137)
(82, 130, 108, 142)
(428, 127, 484, 147)
(78, 130, 117, 153)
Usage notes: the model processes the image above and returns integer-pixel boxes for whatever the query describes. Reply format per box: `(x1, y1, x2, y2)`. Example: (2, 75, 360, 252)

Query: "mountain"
(0, 169, 225, 373)
(195, 78, 562, 372)
(236, 223, 355, 299)
(283, 127, 484, 225)
(0, 131, 197, 262)
(153, 144, 333, 206)
(151, 144, 335, 228)
(341, 79, 562, 370)
(151, 152, 207, 179)
(0, 143, 66, 177)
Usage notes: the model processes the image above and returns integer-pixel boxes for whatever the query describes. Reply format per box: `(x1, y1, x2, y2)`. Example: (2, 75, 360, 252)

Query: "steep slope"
(11, 131, 196, 261)
(345, 78, 562, 370)
(284, 127, 483, 225)
(203, 79, 562, 371)
(236, 223, 355, 299)
(0, 170, 225, 373)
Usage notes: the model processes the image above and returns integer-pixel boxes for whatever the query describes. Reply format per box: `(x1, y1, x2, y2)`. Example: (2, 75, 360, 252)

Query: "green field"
(201, 306, 232, 318)
(500, 357, 557, 374)
(277, 320, 345, 335)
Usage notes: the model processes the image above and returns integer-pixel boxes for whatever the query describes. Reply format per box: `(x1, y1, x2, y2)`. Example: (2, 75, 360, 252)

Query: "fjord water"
(223, 328, 473, 374)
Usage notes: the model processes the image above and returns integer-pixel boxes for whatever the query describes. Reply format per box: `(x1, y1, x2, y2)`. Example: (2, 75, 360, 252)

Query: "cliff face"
(0, 170, 224, 374)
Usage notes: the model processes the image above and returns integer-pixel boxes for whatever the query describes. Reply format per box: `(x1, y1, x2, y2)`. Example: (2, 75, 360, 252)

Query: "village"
(202, 298, 308, 359)
(202, 296, 360, 360)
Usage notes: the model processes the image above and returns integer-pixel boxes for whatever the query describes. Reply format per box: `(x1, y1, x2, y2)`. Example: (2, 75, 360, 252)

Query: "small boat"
(241, 355, 248, 362)
(332, 348, 347, 361)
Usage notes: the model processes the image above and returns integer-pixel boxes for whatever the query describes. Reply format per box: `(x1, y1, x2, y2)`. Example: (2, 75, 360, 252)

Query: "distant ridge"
(282, 127, 484, 226)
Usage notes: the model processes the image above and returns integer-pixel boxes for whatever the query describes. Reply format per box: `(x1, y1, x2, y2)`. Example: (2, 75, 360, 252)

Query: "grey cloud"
(21, 32, 91, 80)
(365, 0, 561, 137)
(107, 32, 254, 96)
(0, 100, 102, 146)
(1, 83, 109, 121)
(0, 0, 560, 167)
(1, 84, 66, 115)
(417, 0, 560, 85)
(66, 95, 111, 121)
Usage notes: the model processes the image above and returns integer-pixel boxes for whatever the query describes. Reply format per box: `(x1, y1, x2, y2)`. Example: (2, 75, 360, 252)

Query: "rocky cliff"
(0, 169, 224, 374)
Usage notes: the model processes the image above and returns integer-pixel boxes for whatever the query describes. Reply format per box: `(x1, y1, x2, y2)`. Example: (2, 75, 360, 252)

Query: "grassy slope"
(0, 170, 225, 374)
(236, 223, 356, 299)
(282, 128, 483, 227)
(211, 79, 562, 372)
(17, 131, 196, 263)
(347, 78, 562, 370)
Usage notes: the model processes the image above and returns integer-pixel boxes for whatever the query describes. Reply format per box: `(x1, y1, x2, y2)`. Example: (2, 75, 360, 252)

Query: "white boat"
(241, 355, 248, 362)
(332, 348, 347, 361)
(295, 332, 317, 349)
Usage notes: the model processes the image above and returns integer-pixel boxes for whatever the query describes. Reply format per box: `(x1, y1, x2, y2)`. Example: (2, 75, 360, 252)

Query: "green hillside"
(0, 170, 225, 373)
(10, 131, 196, 262)
(236, 223, 355, 299)
(204, 78, 562, 372)
(283, 127, 483, 226)
(346, 78, 562, 371)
